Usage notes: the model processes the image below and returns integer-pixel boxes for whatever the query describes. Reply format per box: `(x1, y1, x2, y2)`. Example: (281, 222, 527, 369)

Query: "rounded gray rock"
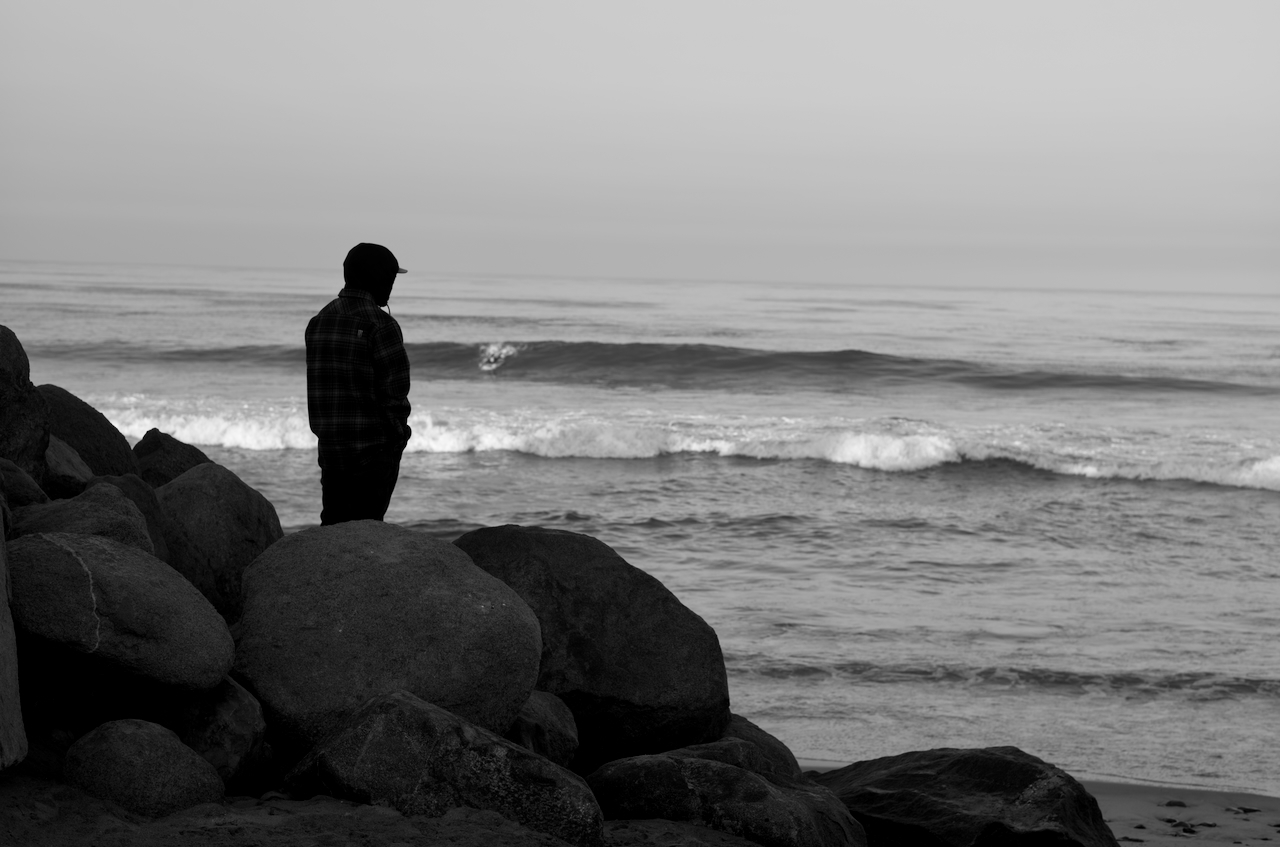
(0, 326, 50, 483)
(64, 719, 224, 817)
(37, 383, 139, 478)
(234, 521, 542, 752)
(12, 482, 154, 555)
(6, 532, 234, 688)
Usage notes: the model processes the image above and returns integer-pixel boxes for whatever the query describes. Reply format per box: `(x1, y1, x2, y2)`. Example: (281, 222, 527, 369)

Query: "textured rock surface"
(454, 525, 730, 773)
(286, 690, 604, 847)
(38, 383, 139, 478)
(811, 746, 1119, 847)
(64, 719, 223, 817)
(1, 483, 28, 770)
(0, 325, 50, 482)
(169, 676, 266, 787)
(588, 754, 866, 847)
(42, 434, 94, 499)
(12, 482, 154, 555)
(505, 689, 580, 769)
(235, 521, 541, 754)
(133, 427, 213, 488)
(720, 715, 803, 779)
(86, 473, 174, 563)
(607, 819, 763, 846)
(156, 462, 282, 621)
(7, 533, 233, 688)
(0, 457, 48, 508)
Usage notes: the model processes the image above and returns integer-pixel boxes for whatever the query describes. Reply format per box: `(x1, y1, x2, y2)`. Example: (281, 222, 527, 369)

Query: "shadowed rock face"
(156, 462, 283, 622)
(234, 521, 542, 757)
(588, 753, 866, 847)
(37, 384, 139, 479)
(505, 689, 579, 769)
(86, 473, 175, 564)
(811, 746, 1120, 847)
(0, 326, 50, 484)
(6, 533, 234, 689)
(64, 719, 223, 818)
(454, 524, 731, 774)
(12, 482, 154, 555)
(0, 458, 47, 508)
(133, 428, 213, 488)
(1, 481, 28, 770)
(286, 690, 605, 847)
(42, 434, 94, 499)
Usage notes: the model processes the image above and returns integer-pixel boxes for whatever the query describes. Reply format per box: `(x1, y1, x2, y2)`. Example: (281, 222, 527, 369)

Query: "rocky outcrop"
(156, 462, 282, 621)
(0, 458, 48, 508)
(0, 325, 50, 483)
(7, 533, 233, 689)
(285, 690, 605, 847)
(12, 482, 154, 555)
(86, 473, 174, 564)
(588, 754, 866, 847)
(64, 719, 223, 817)
(234, 521, 541, 756)
(454, 525, 731, 773)
(505, 689, 579, 769)
(37, 384, 139, 479)
(133, 427, 213, 488)
(41, 435, 95, 499)
(167, 676, 266, 788)
(1, 481, 28, 770)
(721, 715, 802, 779)
(810, 746, 1119, 847)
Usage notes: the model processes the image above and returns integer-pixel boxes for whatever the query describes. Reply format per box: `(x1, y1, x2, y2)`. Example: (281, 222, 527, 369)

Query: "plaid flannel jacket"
(305, 287, 411, 470)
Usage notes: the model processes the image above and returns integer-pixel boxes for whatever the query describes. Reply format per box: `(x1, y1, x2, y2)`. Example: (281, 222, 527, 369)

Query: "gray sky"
(2, 1, 1276, 289)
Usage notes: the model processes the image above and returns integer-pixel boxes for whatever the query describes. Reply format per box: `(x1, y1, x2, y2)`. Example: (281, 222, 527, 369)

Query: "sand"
(1085, 781, 1280, 846)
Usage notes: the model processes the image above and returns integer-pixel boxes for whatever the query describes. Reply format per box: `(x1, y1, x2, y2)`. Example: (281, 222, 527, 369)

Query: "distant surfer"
(305, 243, 412, 524)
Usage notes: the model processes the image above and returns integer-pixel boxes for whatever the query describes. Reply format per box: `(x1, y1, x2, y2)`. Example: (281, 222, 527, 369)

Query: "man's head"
(343, 243, 406, 306)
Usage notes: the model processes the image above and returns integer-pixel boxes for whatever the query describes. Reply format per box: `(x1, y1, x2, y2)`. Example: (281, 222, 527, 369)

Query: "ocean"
(3, 259, 1278, 795)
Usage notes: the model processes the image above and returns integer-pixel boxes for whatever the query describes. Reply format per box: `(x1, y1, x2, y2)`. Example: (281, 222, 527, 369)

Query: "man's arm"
(369, 318, 412, 447)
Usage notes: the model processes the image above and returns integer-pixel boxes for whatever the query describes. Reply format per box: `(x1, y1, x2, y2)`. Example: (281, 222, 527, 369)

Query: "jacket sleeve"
(369, 318, 412, 446)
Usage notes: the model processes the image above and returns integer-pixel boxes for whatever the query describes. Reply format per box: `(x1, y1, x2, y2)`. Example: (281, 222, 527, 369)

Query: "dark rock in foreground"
(234, 521, 541, 756)
(38, 383, 140, 479)
(721, 715, 803, 779)
(286, 690, 604, 847)
(0, 457, 48, 508)
(12, 482, 154, 555)
(607, 818, 763, 846)
(505, 689, 580, 769)
(1, 480, 27, 770)
(41, 434, 94, 499)
(588, 753, 866, 847)
(86, 473, 176, 563)
(156, 462, 282, 621)
(133, 427, 213, 488)
(455, 525, 731, 774)
(167, 676, 266, 788)
(0, 325, 50, 483)
(7, 533, 234, 689)
(811, 746, 1119, 847)
(64, 719, 223, 817)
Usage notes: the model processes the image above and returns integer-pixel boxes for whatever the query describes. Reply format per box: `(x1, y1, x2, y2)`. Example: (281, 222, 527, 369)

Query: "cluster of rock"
(1, 324, 1119, 846)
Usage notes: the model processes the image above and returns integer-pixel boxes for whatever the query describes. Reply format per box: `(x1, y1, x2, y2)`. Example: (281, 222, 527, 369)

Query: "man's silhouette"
(306, 243, 411, 524)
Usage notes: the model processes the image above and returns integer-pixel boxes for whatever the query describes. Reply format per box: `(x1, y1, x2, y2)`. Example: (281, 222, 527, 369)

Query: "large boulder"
(234, 521, 542, 756)
(86, 473, 174, 564)
(64, 719, 223, 817)
(588, 754, 866, 847)
(6, 533, 233, 688)
(0, 483, 28, 770)
(721, 715, 802, 779)
(0, 457, 48, 509)
(156, 462, 282, 622)
(454, 525, 731, 773)
(41, 434, 95, 499)
(37, 383, 139, 478)
(286, 690, 605, 847)
(0, 325, 50, 483)
(810, 747, 1119, 847)
(11, 482, 154, 555)
(133, 427, 213, 488)
(505, 689, 579, 769)
(167, 675, 266, 788)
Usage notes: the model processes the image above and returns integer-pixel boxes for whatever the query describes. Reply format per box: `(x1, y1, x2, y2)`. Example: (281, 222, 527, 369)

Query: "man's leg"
(319, 446, 403, 525)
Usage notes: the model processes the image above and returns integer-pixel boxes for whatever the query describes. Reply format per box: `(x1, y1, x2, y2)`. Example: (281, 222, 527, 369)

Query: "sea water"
(3, 259, 1278, 795)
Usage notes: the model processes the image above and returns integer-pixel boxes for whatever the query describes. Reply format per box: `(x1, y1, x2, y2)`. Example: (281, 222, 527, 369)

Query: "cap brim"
(396, 267, 407, 274)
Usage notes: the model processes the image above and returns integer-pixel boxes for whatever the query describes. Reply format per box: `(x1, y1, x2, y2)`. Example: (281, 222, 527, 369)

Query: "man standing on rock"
(306, 243, 412, 525)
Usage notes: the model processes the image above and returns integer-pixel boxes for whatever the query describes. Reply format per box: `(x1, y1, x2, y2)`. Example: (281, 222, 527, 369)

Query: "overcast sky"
(2, 1, 1276, 288)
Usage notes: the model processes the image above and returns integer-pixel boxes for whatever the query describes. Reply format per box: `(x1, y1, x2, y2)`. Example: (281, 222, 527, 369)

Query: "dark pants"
(320, 445, 404, 525)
